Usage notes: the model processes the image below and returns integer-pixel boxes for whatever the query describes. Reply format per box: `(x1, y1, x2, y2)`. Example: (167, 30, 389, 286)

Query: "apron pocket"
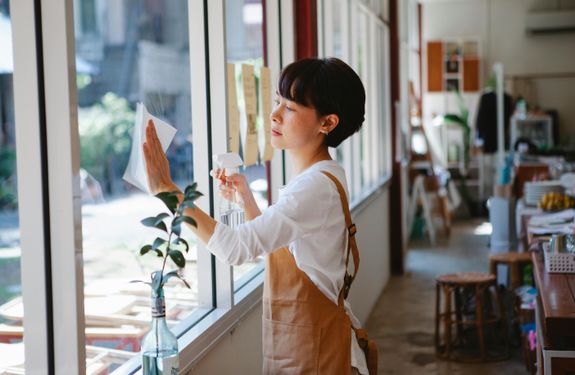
(263, 318, 321, 375)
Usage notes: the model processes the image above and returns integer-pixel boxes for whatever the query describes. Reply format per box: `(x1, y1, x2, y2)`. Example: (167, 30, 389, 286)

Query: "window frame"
(318, 0, 392, 208)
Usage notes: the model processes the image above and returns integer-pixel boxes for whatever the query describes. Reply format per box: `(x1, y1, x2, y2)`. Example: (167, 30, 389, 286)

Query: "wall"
(186, 188, 391, 374)
(422, 0, 575, 145)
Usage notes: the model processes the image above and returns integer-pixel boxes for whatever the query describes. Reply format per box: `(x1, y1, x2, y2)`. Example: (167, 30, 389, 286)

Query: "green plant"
(0, 148, 17, 210)
(442, 90, 471, 172)
(134, 184, 203, 295)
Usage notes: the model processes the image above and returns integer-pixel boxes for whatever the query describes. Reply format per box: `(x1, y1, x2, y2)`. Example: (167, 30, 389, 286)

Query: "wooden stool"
(435, 272, 509, 362)
(489, 252, 532, 290)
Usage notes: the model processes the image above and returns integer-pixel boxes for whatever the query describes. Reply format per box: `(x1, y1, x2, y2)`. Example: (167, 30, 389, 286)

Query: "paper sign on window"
(241, 64, 259, 166)
(226, 63, 240, 154)
(259, 66, 274, 162)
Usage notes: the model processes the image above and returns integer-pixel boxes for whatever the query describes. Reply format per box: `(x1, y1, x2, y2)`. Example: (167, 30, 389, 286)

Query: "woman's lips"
(271, 128, 282, 136)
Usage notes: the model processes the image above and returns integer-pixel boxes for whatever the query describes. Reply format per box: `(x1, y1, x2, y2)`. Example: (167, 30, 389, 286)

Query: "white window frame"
(11, 1, 52, 372)
(318, 0, 392, 208)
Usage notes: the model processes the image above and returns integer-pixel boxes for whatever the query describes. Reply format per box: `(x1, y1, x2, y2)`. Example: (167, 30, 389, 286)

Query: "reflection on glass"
(0, 1, 27, 371)
(74, 0, 195, 370)
(225, 0, 268, 290)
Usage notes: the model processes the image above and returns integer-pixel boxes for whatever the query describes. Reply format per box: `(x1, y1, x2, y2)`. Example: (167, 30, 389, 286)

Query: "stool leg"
(489, 260, 497, 277)
(444, 285, 452, 357)
(495, 284, 510, 354)
(510, 263, 520, 290)
(454, 286, 463, 345)
(475, 284, 486, 360)
(435, 282, 440, 351)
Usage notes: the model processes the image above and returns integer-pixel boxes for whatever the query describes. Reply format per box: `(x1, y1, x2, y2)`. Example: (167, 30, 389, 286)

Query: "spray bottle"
(213, 152, 245, 227)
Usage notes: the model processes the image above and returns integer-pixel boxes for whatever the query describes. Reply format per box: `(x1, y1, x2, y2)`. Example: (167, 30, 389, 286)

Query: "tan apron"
(262, 171, 360, 375)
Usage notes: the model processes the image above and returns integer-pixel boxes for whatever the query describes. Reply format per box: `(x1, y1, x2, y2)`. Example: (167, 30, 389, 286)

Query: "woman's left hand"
(143, 119, 179, 195)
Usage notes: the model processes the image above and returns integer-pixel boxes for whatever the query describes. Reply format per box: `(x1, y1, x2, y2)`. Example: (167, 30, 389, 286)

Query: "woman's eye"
(285, 106, 294, 112)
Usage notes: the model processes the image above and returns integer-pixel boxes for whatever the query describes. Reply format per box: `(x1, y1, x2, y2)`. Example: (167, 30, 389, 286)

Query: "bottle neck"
(151, 292, 166, 318)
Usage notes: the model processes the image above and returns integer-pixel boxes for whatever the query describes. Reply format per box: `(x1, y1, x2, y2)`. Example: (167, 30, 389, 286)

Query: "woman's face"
(269, 93, 324, 151)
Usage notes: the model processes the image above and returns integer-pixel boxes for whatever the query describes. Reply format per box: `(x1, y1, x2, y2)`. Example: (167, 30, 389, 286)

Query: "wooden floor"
(365, 219, 528, 375)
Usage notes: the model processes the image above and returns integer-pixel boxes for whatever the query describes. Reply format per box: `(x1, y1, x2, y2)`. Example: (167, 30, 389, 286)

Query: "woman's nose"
(270, 107, 280, 123)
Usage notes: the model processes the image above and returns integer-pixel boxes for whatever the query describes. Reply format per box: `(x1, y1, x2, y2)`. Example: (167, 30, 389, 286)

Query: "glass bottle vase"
(142, 286, 179, 375)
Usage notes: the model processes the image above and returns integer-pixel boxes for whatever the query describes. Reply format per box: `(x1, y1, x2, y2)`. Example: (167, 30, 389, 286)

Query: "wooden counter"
(532, 251, 575, 341)
(531, 250, 575, 374)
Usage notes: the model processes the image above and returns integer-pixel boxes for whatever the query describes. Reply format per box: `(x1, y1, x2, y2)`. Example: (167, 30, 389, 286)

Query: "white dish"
(560, 173, 575, 189)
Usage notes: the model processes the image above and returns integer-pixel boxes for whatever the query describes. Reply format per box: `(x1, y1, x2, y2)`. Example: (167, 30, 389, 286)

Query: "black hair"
(278, 57, 366, 148)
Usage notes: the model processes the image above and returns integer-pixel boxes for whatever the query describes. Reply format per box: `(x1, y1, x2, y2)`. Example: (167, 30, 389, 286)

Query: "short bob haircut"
(278, 57, 366, 148)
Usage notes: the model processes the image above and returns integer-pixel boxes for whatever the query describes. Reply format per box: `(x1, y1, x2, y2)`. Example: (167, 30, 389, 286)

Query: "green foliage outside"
(0, 147, 17, 210)
(78, 92, 135, 193)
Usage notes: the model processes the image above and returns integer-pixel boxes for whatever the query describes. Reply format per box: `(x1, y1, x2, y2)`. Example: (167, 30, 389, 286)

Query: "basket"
(543, 243, 575, 273)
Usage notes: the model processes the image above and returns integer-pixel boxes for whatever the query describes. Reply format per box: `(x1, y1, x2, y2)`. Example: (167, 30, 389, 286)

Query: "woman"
(144, 57, 368, 374)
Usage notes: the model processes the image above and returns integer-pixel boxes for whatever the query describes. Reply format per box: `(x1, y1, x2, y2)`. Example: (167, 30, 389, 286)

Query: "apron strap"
(320, 171, 360, 307)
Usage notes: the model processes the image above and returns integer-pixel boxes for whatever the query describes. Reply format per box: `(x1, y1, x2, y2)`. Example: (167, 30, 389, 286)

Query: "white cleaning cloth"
(122, 102, 177, 193)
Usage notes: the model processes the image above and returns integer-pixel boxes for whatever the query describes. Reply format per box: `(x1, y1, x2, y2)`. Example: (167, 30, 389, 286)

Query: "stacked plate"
(524, 180, 565, 206)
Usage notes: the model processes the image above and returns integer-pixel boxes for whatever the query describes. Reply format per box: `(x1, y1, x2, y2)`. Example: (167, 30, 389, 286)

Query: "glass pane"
(357, 10, 370, 190)
(332, 0, 344, 58)
(0, 1, 26, 371)
(73, 1, 197, 370)
(225, 0, 268, 291)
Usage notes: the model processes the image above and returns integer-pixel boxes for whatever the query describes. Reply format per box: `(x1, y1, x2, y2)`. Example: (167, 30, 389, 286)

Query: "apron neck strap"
(321, 171, 360, 308)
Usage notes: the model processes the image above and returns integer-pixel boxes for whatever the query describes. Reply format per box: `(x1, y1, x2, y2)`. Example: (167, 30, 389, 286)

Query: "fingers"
(210, 168, 226, 181)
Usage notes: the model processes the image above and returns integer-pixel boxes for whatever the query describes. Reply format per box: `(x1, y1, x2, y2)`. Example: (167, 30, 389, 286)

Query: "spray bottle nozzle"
(213, 153, 244, 178)
(213, 153, 244, 187)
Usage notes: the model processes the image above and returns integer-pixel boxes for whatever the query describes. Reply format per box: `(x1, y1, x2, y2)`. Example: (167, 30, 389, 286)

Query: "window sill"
(350, 174, 392, 217)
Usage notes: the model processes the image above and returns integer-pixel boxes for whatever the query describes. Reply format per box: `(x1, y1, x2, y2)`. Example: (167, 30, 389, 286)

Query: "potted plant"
(133, 184, 202, 375)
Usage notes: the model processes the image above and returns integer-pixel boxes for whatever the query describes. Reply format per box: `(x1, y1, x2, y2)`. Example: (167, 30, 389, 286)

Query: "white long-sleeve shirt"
(207, 160, 368, 374)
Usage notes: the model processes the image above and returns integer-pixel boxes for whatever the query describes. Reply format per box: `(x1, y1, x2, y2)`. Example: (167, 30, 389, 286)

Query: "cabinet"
(427, 39, 480, 93)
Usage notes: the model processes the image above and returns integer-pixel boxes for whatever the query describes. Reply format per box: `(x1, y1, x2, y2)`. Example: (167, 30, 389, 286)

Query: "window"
(0, 1, 26, 371)
(319, 0, 392, 206)
(224, 0, 268, 291)
(73, 0, 199, 369)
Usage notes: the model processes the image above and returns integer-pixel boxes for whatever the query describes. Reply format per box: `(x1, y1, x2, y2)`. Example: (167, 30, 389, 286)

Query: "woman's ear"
(321, 114, 339, 134)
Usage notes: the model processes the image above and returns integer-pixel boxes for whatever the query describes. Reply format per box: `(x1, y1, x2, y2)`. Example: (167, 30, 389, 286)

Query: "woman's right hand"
(210, 169, 251, 205)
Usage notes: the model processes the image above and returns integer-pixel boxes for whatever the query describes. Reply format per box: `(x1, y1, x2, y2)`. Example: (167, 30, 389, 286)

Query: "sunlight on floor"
(473, 221, 492, 236)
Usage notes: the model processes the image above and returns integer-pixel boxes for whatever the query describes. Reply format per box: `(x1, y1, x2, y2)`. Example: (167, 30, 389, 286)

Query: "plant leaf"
(141, 213, 170, 232)
(151, 270, 163, 293)
(172, 237, 190, 253)
(139, 244, 152, 256)
(162, 270, 191, 289)
(173, 215, 197, 229)
(152, 237, 167, 257)
(168, 250, 186, 268)
(184, 183, 198, 197)
(129, 279, 151, 287)
(172, 222, 181, 237)
(179, 216, 197, 228)
(155, 191, 179, 214)
(185, 191, 203, 201)
(178, 200, 197, 210)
